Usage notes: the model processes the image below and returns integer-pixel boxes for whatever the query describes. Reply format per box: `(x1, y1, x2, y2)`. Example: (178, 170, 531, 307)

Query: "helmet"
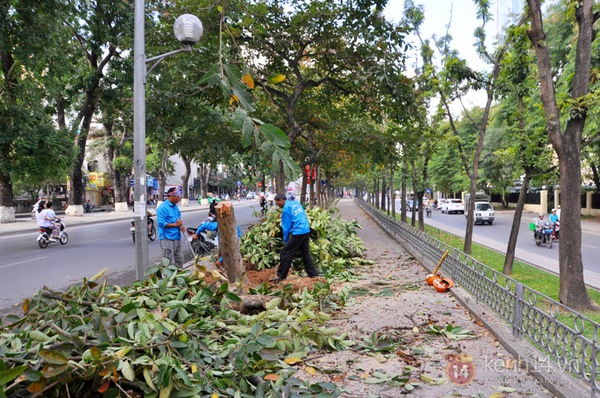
(551, 208, 556, 212)
(539, 213, 544, 217)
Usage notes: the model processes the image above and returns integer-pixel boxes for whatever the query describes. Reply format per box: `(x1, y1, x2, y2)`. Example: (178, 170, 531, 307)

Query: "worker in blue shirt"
(191, 220, 242, 242)
(270, 193, 319, 282)
(157, 187, 185, 268)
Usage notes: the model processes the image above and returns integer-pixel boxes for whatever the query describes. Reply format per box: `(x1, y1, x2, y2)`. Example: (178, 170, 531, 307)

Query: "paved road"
(394, 199, 600, 288)
(0, 201, 260, 312)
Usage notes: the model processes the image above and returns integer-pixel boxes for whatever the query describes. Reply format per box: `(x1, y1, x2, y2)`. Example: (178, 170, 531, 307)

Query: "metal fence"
(356, 199, 600, 396)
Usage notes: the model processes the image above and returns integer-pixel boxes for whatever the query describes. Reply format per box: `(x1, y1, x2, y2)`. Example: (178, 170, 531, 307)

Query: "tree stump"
(215, 201, 248, 285)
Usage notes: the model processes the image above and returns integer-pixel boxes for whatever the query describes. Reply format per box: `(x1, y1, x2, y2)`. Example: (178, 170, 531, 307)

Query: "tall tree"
(525, 0, 597, 309)
(406, 0, 507, 254)
(235, 0, 408, 192)
(56, 0, 133, 215)
(0, 0, 75, 223)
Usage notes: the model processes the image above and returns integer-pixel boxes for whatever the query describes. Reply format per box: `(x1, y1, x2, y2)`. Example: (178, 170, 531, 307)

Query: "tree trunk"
(199, 163, 210, 199)
(503, 173, 530, 275)
(181, 155, 191, 201)
(390, 166, 395, 218)
(67, 104, 95, 216)
(0, 172, 15, 223)
(401, 160, 407, 223)
(215, 201, 248, 285)
(526, 0, 594, 310)
(103, 122, 129, 212)
(380, 175, 386, 213)
(276, 160, 285, 194)
(315, 165, 322, 207)
(159, 147, 169, 201)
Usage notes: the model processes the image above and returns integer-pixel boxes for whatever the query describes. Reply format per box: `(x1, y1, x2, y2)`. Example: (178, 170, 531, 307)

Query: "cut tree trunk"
(215, 201, 248, 285)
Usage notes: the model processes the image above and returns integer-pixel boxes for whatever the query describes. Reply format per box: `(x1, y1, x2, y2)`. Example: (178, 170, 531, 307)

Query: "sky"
(384, 0, 495, 72)
(383, 0, 499, 111)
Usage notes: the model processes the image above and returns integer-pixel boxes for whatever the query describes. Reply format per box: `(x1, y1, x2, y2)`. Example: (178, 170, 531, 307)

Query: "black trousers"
(278, 232, 318, 279)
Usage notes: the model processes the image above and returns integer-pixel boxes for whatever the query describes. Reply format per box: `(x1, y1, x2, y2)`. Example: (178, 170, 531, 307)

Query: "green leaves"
(241, 205, 369, 273)
(0, 261, 353, 396)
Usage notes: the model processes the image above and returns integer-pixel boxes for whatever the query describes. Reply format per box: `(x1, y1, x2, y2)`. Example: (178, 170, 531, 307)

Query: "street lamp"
(134, 2, 203, 280)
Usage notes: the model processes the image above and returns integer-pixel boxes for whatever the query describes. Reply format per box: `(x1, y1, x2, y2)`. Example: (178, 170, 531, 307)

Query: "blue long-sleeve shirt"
(196, 221, 241, 238)
(280, 200, 310, 242)
(157, 200, 182, 241)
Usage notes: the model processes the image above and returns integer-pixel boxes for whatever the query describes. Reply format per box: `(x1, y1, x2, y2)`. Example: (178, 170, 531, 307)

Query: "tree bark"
(401, 160, 407, 223)
(215, 201, 248, 285)
(104, 122, 129, 211)
(380, 175, 386, 213)
(181, 155, 191, 201)
(526, 0, 594, 310)
(503, 173, 531, 275)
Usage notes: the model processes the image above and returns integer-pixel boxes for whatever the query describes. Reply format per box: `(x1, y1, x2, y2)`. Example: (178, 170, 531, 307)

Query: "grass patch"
(421, 224, 600, 324)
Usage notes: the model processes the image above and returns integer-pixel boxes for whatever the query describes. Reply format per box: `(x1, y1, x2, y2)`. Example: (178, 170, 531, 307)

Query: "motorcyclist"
(534, 213, 550, 240)
(549, 208, 559, 223)
(35, 200, 47, 228)
(41, 201, 59, 240)
(549, 208, 560, 240)
(259, 195, 267, 216)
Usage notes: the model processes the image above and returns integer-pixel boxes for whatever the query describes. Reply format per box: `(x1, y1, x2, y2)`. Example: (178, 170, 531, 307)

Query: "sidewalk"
(0, 200, 213, 237)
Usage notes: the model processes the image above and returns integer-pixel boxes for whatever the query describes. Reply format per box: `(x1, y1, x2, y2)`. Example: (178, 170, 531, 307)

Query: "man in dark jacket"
(270, 193, 319, 282)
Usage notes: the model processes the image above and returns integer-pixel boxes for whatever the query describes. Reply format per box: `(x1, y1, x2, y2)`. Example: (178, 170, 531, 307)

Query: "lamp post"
(134, 1, 203, 279)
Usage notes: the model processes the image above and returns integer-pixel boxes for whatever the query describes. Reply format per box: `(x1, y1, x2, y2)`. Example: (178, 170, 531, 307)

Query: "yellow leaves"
(264, 373, 279, 381)
(229, 94, 239, 105)
(284, 357, 303, 365)
(23, 297, 30, 313)
(211, 394, 219, 398)
(304, 366, 317, 375)
(143, 367, 157, 392)
(268, 74, 286, 84)
(39, 350, 67, 365)
(90, 268, 108, 281)
(241, 73, 255, 89)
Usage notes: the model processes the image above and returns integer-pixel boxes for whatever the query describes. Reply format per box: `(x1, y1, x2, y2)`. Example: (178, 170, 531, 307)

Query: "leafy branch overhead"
(200, 64, 301, 178)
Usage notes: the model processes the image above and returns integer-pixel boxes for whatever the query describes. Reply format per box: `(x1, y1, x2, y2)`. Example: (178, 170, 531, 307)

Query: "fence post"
(513, 282, 524, 338)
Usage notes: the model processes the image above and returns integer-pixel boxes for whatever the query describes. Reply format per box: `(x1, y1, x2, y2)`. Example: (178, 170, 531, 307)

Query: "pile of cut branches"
(0, 266, 351, 397)
(241, 206, 370, 274)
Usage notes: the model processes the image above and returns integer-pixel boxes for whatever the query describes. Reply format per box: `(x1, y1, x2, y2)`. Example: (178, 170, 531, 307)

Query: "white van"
(465, 201, 495, 225)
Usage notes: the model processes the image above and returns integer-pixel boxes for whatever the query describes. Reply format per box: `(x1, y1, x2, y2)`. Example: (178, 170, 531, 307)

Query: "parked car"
(442, 198, 464, 214)
(406, 197, 430, 211)
(246, 192, 255, 200)
(436, 198, 448, 210)
(466, 201, 495, 225)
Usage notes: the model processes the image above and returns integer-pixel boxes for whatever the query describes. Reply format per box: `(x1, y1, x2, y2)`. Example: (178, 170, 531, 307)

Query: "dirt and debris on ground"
(262, 200, 557, 398)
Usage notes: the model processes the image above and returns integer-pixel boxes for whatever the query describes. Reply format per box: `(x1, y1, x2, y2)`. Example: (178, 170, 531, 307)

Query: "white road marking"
(0, 257, 48, 270)
(583, 244, 598, 249)
(115, 238, 133, 242)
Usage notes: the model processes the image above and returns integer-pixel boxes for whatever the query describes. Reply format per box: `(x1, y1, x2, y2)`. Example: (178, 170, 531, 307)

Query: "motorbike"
(426, 206, 432, 218)
(535, 225, 554, 249)
(84, 202, 94, 213)
(130, 215, 156, 243)
(552, 221, 560, 240)
(186, 227, 218, 256)
(37, 219, 68, 248)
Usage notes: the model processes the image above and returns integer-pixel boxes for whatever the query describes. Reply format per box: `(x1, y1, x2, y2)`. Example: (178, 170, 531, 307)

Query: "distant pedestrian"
(270, 193, 319, 282)
(157, 187, 185, 268)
